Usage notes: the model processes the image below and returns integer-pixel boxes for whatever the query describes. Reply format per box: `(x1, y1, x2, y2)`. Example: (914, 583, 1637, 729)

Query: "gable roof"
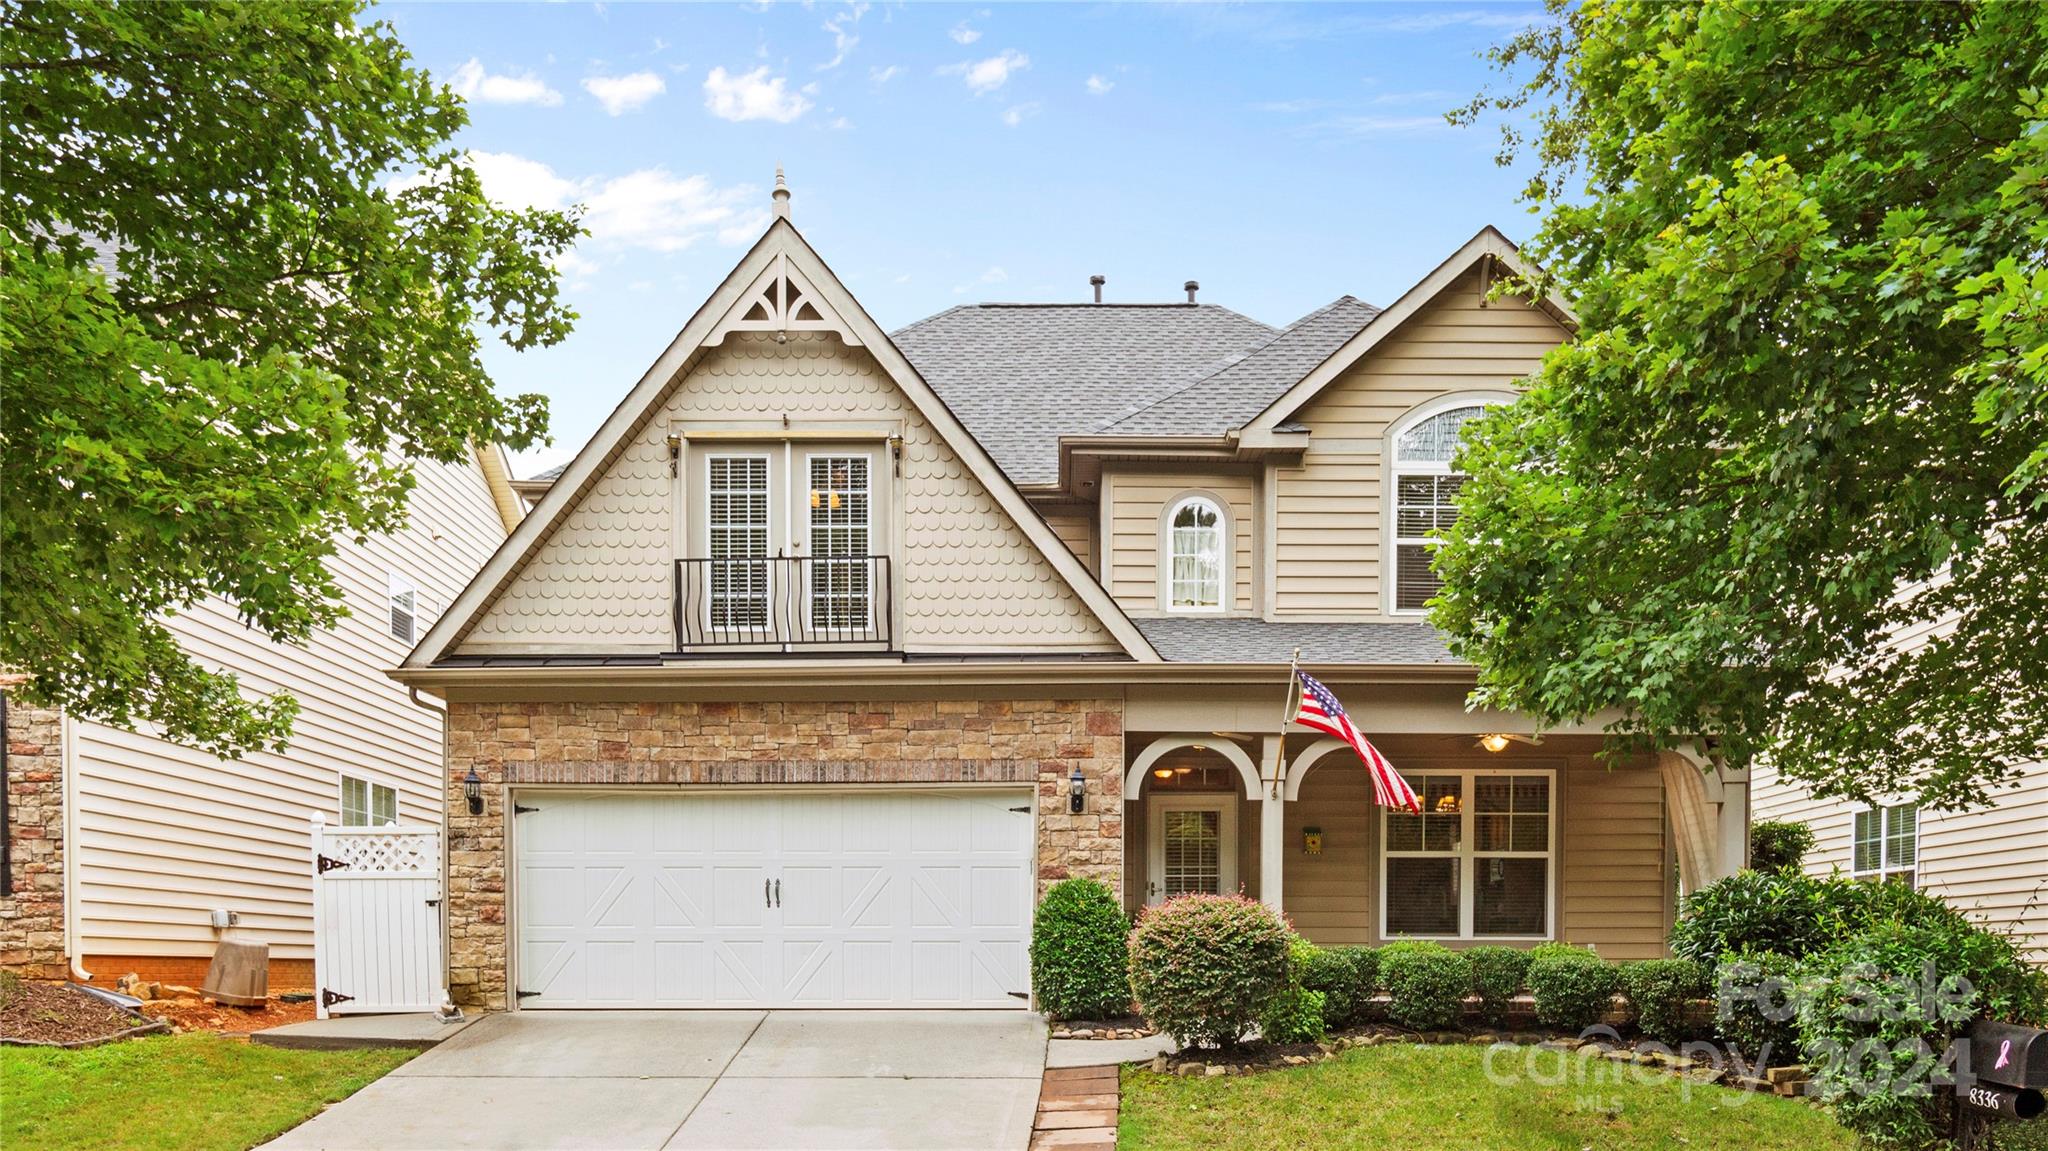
(1242, 226, 1574, 433)
(404, 218, 1161, 668)
(890, 303, 1276, 486)
(1096, 296, 1381, 437)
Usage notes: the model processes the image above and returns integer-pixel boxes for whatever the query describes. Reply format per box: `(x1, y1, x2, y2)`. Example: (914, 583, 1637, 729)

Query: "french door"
(694, 444, 884, 646)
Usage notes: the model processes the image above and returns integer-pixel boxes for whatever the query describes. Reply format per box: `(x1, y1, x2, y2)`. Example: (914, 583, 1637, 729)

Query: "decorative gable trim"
(404, 218, 1159, 668)
(1240, 227, 1576, 434)
(708, 252, 863, 347)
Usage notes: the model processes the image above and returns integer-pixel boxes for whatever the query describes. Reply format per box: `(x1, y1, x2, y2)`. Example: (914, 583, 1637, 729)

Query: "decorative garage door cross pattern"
(513, 790, 1035, 1008)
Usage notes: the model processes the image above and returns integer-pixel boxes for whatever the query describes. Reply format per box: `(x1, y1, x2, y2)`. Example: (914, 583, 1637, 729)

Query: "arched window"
(1391, 404, 1488, 612)
(1165, 496, 1226, 612)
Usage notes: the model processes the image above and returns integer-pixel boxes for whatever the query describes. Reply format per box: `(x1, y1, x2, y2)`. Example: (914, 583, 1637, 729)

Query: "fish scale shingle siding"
(458, 332, 1121, 655)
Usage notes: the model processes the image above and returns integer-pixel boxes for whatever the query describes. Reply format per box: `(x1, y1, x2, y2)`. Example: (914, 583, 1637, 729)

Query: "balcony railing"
(673, 555, 893, 651)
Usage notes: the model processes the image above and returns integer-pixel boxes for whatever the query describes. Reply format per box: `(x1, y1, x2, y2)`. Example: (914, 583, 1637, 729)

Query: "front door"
(1144, 795, 1238, 906)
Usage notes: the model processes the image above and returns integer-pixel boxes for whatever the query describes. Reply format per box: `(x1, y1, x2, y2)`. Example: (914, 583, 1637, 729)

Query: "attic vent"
(1185, 280, 1199, 304)
(1089, 274, 1105, 304)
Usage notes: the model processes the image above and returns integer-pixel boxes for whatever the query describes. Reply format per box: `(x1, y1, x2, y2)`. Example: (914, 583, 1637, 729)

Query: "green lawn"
(2, 1033, 415, 1151)
(1120, 1043, 1858, 1151)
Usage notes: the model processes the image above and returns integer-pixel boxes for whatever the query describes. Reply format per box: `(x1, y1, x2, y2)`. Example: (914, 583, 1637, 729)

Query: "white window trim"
(339, 772, 400, 828)
(387, 572, 418, 644)
(1382, 393, 1515, 617)
(1160, 493, 1230, 615)
(1378, 766, 1557, 942)
(1145, 793, 1238, 906)
(1850, 801, 1920, 884)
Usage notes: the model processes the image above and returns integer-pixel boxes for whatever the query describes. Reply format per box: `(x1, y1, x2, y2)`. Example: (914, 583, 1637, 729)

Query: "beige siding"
(1284, 765, 1379, 944)
(1754, 760, 2048, 962)
(1040, 506, 1095, 574)
(73, 456, 506, 960)
(1102, 469, 1255, 616)
(1274, 269, 1566, 618)
(460, 333, 1120, 655)
(1559, 755, 1670, 959)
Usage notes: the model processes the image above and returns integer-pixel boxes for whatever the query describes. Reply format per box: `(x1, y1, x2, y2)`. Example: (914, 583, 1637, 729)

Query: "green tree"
(1438, 1, 2048, 810)
(1, 2, 580, 754)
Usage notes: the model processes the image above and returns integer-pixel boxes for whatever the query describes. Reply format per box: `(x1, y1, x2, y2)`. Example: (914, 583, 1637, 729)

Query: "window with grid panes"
(807, 455, 871, 629)
(707, 456, 771, 629)
(1383, 769, 1553, 938)
(1852, 804, 1918, 886)
(1392, 405, 1485, 611)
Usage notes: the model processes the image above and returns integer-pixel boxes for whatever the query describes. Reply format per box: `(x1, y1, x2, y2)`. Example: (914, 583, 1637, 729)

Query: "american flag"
(1289, 668, 1421, 813)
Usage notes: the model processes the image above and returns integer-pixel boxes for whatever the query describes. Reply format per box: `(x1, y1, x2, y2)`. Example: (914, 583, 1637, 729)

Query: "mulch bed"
(0, 980, 169, 1047)
(135, 994, 317, 1035)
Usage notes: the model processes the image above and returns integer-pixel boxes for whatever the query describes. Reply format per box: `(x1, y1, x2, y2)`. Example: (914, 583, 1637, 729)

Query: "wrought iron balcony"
(673, 555, 893, 652)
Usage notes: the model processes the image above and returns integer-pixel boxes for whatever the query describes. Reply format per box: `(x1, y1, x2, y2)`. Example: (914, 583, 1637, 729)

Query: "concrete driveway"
(266, 1010, 1047, 1151)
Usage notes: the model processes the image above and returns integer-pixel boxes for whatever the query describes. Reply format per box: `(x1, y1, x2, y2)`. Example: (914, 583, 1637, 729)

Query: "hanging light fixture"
(463, 769, 484, 815)
(1479, 733, 1513, 754)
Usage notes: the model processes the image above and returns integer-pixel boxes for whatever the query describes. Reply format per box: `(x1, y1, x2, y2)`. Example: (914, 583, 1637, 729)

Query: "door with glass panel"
(704, 454, 774, 639)
(802, 453, 875, 638)
(1145, 795, 1238, 906)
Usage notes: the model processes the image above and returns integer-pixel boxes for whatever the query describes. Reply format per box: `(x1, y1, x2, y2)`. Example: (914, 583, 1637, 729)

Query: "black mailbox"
(1973, 1022, 2048, 1090)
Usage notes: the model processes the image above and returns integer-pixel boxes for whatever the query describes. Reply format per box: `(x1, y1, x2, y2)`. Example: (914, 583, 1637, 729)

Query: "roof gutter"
(389, 658, 1477, 692)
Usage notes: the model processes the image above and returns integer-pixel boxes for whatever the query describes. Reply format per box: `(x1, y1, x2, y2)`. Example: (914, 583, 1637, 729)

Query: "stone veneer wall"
(444, 697, 1124, 1009)
(1, 690, 67, 978)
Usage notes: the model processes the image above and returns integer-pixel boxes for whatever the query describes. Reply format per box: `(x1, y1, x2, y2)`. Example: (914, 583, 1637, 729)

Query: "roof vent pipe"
(1185, 280, 1199, 304)
(1089, 274, 1105, 304)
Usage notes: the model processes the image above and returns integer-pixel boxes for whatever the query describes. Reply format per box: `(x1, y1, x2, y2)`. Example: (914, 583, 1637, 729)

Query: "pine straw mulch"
(0, 978, 167, 1047)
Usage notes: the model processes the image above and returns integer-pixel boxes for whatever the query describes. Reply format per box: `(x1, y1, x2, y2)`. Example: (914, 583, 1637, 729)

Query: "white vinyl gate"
(310, 817, 445, 1018)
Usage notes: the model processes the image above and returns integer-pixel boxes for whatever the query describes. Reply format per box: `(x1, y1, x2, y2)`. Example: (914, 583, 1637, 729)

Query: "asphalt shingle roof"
(1135, 617, 1459, 665)
(890, 303, 1277, 486)
(524, 463, 568, 483)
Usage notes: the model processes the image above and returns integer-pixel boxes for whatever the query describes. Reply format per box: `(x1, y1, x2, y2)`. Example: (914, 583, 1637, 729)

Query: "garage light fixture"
(464, 769, 484, 816)
(1069, 766, 1086, 814)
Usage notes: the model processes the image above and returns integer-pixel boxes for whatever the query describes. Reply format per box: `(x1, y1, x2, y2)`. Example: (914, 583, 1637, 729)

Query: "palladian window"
(1165, 497, 1225, 612)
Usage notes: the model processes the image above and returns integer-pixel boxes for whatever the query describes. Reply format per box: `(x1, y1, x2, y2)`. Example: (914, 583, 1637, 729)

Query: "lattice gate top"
(316, 825, 439, 878)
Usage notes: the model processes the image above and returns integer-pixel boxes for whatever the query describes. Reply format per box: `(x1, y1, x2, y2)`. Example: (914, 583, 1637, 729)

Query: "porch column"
(1258, 735, 1285, 914)
(1659, 748, 1752, 893)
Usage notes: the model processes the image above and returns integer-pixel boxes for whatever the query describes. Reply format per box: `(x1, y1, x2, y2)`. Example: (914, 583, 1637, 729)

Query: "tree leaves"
(1436, 1, 2048, 809)
(0, 3, 582, 753)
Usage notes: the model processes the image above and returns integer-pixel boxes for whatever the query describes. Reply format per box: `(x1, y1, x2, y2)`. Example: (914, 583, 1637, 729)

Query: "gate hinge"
(514, 804, 541, 814)
(316, 854, 348, 874)
(1007, 991, 1029, 1000)
(320, 988, 355, 1009)
(1008, 806, 1031, 813)
(515, 988, 541, 999)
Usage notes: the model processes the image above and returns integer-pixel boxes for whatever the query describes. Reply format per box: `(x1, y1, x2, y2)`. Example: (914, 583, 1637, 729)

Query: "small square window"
(341, 775, 399, 827)
(388, 574, 417, 643)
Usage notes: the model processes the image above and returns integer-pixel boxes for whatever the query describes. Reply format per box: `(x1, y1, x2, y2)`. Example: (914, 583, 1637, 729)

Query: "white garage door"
(513, 789, 1035, 1008)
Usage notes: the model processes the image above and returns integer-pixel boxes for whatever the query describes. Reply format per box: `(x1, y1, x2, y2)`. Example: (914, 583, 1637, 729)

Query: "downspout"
(407, 687, 456, 1015)
(62, 713, 91, 981)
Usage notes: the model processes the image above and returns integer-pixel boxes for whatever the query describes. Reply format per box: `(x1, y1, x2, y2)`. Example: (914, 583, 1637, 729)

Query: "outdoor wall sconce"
(463, 769, 484, 816)
(1302, 826, 1324, 856)
(1068, 767, 1086, 814)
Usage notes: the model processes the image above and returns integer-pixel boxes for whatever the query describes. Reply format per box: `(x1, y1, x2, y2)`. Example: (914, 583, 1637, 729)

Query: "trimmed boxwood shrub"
(1466, 946, 1534, 1025)
(1795, 918, 2048, 1148)
(1378, 941, 1472, 1031)
(1747, 820, 1815, 872)
(1293, 940, 1359, 1030)
(1029, 878, 1130, 1020)
(1127, 894, 1292, 1048)
(1335, 947, 1379, 1017)
(1713, 948, 1802, 1063)
(1671, 868, 1986, 970)
(1528, 944, 1617, 1032)
(1260, 983, 1328, 1044)
(1618, 958, 1708, 1043)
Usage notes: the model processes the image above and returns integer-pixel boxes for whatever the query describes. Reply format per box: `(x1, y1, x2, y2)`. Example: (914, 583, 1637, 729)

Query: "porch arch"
(1124, 736, 1263, 800)
(1283, 738, 1354, 801)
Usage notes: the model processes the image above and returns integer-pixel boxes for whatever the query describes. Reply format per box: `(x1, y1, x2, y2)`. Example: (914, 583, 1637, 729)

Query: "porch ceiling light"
(1152, 768, 1174, 780)
(1479, 733, 1513, 754)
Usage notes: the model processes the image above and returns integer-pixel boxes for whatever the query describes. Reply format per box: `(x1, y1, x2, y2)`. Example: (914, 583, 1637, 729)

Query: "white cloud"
(582, 71, 666, 115)
(448, 58, 563, 106)
(1085, 74, 1114, 96)
(1373, 8, 1539, 32)
(1001, 102, 1039, 127)
(820, 2, 868, 70)
(941, 49, 1028, 95)
(703, 65, 813, 122)
(869, 64, 901, 85)
(1319, 114, 1453, 135)
(461, 151, 768, 254)
(949, 22, 981, 44)
(979, 266, 1008, 284)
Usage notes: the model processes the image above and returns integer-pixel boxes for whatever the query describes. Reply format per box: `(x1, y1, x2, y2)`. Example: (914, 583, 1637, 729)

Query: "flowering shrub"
(1030, 878, 1130, 1020)
(1127, 894, 1292, 1048)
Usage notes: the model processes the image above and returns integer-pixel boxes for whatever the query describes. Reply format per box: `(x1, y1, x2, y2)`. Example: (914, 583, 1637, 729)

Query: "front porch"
(1117, 720, 1746, 959)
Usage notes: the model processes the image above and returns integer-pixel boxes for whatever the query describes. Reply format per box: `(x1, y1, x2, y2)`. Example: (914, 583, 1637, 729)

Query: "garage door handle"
(774, 879, 781, 908)
(764, 878, 771, 908)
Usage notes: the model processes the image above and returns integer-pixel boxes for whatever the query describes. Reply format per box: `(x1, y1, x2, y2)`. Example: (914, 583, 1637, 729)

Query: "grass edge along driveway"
(3, 1032, 416, 1151)
(1119, 1042, 1856, 1151)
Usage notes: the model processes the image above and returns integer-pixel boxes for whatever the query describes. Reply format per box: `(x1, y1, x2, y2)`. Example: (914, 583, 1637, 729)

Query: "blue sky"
(378, 2, 1548, 475)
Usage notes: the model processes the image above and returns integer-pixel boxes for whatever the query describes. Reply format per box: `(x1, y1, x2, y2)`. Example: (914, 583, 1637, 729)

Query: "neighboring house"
(1751, 608, 2048, 960)
(0, 448, 522, 985)
(394, 180, 1753, 1013)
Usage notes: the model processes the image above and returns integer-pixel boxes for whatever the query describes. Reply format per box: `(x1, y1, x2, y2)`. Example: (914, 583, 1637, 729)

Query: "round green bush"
(1260, 983, 1328, 1044)
(1795, 918, 2047, 1147)
(1127, 894, 1292, 1048)
(1379, 941, 1472, 1031)
(1747, 820, 1816, 872)
(1618, 958, 1708, 1043)
(1466, 946, 1534, 1025)
(1336, 947, 1380, 1022)
(1029, 878, 1131, 1020)
(1671, 869, 1987, 970)
(1713, 948, 1802, 1063)
(1294, 941, 1360, 1029)
(1528, 946, 1617, 1032)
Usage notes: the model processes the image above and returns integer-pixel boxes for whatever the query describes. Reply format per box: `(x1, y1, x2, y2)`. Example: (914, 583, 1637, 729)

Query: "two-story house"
(395, 179, 1752, 1011)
